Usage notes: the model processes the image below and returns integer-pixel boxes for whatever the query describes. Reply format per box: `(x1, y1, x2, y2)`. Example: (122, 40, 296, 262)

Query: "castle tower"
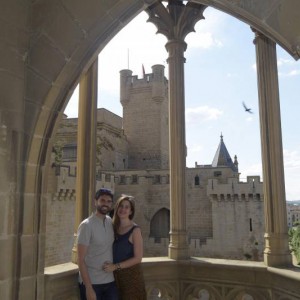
(212, 133, 238, 172)
(120, 65, 169, 169)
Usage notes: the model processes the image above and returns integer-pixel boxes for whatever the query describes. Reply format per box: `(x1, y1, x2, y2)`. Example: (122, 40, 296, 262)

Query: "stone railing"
(44, 258, 300, 300)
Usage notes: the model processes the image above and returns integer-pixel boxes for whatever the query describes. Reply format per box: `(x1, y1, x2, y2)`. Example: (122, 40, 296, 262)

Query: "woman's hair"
(113, 195, 135, 234)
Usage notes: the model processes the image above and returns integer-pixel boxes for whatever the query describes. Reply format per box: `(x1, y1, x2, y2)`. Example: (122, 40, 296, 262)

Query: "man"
(77, 188, 119, 300)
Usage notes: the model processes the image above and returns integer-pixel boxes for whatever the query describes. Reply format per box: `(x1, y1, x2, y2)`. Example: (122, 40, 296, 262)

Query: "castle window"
(250, 218, 253, 232)
(62, 144, 77, 162)
(153, 175, 161, 184)
(119, 175, 126, 184)
(105, 174, 110, 182)
(150, 208, 170, 243)
(132, 174, 138, 184)
(214, 171, 222, 177)
(166, 174, 170, 184)
(194, 175, 200, 186)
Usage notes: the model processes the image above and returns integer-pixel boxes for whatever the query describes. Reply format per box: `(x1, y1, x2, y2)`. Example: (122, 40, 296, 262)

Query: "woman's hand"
(102, 261, 116, 272)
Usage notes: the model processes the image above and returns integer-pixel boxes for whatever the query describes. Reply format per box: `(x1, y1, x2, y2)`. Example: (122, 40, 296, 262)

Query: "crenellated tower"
(120, 64, 169, 169)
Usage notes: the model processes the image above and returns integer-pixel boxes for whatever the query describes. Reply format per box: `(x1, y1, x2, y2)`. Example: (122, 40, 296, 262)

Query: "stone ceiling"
(191, 0, 300, 59)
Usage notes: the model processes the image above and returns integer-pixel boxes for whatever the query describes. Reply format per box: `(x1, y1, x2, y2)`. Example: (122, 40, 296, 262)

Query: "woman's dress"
(113, 225, 147, 300)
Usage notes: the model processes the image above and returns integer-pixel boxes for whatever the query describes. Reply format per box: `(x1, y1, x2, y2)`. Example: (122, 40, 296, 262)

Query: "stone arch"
(20, 1, 297, 298)
(182, 283, 221, 300)
(24, 2, 146, 298)
(146, 281, 177, 300)
(150, 208, 170, 240)
(225, 288, 270, 300)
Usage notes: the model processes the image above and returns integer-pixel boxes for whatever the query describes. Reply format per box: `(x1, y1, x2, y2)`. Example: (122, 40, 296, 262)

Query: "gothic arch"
(150, 208, 170, 239)
(182, 283, 221, 300)
(19, 1, 299, 298)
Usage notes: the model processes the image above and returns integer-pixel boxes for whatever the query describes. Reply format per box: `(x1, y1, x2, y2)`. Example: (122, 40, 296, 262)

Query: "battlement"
(207, 175, 263, 200)
(144, 236, 263, 261)
(120, 64, 168, 105)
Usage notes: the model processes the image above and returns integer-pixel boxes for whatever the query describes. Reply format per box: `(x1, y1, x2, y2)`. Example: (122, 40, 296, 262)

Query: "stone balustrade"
(44, 258, 300, 299)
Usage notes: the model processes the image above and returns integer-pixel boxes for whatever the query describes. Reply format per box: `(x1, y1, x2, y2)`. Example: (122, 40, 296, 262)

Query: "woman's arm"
(103, 227, 143, 272)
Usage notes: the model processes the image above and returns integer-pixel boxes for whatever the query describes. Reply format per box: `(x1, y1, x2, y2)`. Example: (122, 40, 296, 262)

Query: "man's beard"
(96, 205, 110, 215)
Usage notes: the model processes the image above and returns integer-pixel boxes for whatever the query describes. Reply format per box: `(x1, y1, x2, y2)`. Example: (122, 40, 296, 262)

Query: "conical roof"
(212, 134, 237, 171)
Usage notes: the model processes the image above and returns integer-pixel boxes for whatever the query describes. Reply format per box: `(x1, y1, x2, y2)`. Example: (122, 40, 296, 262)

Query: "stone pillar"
(253, 31, 292, 267)
(166, 39, 189, 259)
(146, 0, 206, 260)
(72, 59, 98, 263)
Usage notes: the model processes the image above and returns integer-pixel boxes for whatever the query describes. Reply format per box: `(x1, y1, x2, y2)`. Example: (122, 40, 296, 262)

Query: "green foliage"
(96, 136, 115, 167)
(289, 224, 300, 265)
(53, 142, 63, 165)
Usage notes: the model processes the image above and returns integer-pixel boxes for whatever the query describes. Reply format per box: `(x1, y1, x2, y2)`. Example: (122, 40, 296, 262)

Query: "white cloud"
(185, 106, 223, 123)
(226, 72, 237, 78)
(189, 145, 203, 153)
(277, 57, 295, 66)
(64, 85, 79, 118)
(283, 149, 300, 169)
(186, 32, 223, 49)
(98, 12, 167, 95)
(240, 149, 300, 200)
(241, 163, 263, 180)
(283, 151, 300, 200)
(278, 69, 300, 77)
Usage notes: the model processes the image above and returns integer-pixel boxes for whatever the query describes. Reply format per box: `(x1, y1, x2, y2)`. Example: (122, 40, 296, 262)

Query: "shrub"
(289, 224, 300, 265)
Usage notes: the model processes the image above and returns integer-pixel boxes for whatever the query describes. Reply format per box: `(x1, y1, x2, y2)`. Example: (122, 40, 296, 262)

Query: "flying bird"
(242, 102, 253, 114)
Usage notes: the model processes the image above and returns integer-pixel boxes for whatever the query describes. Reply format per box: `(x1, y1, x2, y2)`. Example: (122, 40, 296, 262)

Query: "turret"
(121, 65, 169, 169)
(120, 69, 133, 106)
(151, 64, 166, 102)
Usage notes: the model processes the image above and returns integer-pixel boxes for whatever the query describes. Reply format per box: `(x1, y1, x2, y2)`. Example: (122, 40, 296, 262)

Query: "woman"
(103, 195, 147, 299)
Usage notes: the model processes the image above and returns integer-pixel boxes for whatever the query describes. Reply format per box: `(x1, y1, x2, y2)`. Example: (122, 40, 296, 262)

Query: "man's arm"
(77, 244, 96, 300)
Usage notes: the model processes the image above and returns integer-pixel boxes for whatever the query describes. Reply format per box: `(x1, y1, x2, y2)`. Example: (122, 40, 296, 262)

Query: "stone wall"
(45, 166, 265, 265)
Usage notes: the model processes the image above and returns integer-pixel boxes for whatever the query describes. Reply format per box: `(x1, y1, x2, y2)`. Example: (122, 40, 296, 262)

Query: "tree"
(289, 222, 300, 265)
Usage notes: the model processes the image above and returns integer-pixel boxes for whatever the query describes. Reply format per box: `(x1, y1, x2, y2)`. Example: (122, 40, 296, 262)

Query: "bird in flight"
(242, 102, 253, 114)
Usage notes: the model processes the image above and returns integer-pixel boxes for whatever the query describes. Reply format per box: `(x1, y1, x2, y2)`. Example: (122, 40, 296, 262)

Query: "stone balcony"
(44, 257, 300, 300)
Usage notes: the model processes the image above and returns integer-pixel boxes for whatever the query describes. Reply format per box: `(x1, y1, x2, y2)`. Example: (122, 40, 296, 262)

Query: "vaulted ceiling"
(192, 0, 300, 59)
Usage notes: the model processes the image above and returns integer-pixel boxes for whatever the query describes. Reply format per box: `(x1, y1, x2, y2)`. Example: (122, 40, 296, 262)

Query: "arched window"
(195, 175, 200, 186)
(150, 208, 170, 242)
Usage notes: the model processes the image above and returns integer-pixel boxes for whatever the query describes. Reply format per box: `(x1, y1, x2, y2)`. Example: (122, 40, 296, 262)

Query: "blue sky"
(65, 8, 300, 200)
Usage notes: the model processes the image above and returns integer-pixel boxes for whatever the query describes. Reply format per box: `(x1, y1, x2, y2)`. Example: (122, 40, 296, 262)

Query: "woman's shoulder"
(132, 223, 141, 230)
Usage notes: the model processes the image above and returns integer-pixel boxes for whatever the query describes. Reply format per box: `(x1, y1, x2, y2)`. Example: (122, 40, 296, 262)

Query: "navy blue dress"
(113, 226, 136, 264)
(113, 225, 147, 299)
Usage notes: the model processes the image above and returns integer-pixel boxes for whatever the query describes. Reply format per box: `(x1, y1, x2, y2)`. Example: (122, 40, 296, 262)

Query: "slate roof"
(212, 134, 238, 171)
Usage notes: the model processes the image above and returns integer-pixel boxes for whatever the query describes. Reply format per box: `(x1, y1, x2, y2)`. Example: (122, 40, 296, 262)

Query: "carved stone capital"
(146, 0, 207, 42)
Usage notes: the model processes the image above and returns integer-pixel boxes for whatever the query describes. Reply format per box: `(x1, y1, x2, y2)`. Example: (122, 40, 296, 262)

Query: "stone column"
(146, 0, 206, 260)
(166, 39, 189, 259)
(72, 58, 98, 263)
(253, 31, 292, 267)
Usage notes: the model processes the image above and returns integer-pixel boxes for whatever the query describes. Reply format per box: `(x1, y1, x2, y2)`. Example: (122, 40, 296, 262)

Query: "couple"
(77, 188, 147, 300)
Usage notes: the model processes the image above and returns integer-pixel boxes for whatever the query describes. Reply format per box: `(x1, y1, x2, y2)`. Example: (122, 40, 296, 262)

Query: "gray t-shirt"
(77, 213, 115, 284)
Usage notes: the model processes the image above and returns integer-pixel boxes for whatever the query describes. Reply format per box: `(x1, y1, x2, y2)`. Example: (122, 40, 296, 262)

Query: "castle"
(45, 65, 264, 266)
